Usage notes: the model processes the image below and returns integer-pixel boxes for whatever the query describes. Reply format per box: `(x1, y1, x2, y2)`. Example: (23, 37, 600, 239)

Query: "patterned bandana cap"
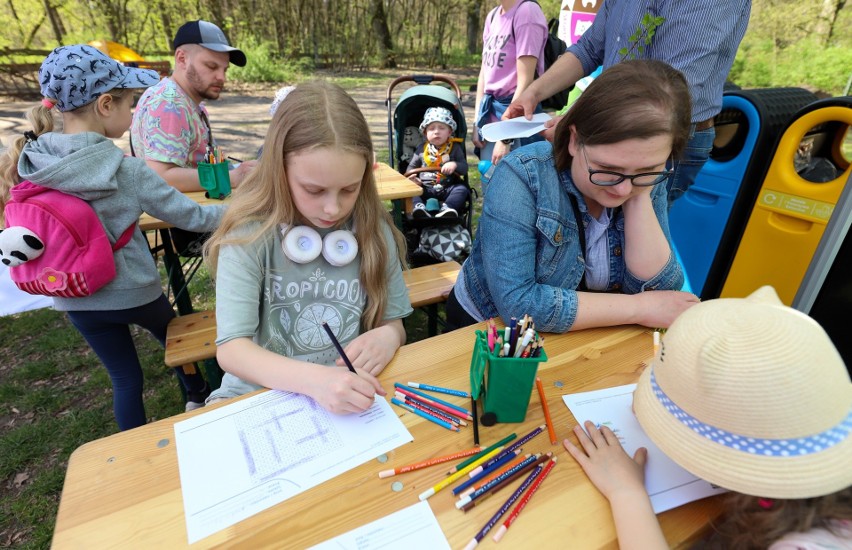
(419, 107, 457, 134)
(39, 45, 159, 112)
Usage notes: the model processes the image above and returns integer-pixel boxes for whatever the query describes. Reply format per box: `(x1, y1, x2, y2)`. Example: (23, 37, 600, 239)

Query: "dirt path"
(0, 68, 479, 164)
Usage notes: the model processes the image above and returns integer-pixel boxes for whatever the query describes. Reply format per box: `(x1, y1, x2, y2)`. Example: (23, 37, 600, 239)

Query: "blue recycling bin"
(669, 88, 817, 299)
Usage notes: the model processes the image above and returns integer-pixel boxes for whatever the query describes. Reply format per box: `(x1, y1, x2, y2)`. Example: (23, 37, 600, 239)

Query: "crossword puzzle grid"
(237, 393, 344, 481)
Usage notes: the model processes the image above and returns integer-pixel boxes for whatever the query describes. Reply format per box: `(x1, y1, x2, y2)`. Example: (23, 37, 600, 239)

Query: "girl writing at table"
(0, 46, 224, 430)
(204, 81, 412, 413)
(446, 60, 700, 333)
(565, 286, 852, 549)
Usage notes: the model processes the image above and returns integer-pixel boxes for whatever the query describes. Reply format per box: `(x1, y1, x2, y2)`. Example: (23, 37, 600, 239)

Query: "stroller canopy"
(393, 85, 467, 170)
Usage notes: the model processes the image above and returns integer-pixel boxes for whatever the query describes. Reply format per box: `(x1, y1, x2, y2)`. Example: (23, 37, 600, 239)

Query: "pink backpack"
(1, 181, 135, 297)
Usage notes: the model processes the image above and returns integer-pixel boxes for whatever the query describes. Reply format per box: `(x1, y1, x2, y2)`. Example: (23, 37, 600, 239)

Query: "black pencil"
(321, 322, 357, 374)
(471, 397, 480, 445)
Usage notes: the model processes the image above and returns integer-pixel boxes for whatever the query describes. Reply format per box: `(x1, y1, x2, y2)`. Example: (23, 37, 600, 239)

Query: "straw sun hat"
(634, 286, 851, 499)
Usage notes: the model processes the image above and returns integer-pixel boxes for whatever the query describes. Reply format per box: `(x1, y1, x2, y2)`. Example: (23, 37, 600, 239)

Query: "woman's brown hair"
(203, 80, 407, 331)
(553, 59, 692, 172)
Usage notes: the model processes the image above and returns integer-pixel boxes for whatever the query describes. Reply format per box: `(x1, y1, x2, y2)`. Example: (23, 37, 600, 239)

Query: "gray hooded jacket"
(17, 131, 224, 311)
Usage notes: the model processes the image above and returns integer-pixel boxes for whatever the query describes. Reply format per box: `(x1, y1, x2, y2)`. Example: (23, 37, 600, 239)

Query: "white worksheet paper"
(562, 384, 726, 513)
(479, 113, 552, 141)
(174, 391, 413, 543)
(308, 501, 450, 550)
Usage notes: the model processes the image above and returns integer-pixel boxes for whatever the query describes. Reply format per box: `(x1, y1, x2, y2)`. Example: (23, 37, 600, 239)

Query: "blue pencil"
(457, 454, 541, 507)
(460, 463, 545, 550)
(452, 450, 521, 495)
(407, 381, 471, 398)
(394, 383, 472, 418)
(391, 398, 459, 432)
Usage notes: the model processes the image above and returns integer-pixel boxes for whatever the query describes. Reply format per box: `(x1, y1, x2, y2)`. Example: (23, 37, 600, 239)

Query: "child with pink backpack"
(0, 45, 225, 430)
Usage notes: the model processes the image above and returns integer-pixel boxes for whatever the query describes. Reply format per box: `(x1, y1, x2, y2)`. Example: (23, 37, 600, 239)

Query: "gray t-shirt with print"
(209, 221, 413, 400)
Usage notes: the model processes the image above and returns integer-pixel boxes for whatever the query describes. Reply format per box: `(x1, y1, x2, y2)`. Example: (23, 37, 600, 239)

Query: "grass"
(0, 168, 483, 550)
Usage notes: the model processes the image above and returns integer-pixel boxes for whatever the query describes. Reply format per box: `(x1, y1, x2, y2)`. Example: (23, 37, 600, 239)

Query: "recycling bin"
(721, 96, 852, 304)
(670, 88, 817, 299)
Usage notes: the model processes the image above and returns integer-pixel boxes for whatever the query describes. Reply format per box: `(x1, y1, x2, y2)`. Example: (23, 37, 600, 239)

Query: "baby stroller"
(385, 75, 475, 267)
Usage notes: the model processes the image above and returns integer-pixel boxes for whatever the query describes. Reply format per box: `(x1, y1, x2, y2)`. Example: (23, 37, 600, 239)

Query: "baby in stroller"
(406, 107, 470, 219)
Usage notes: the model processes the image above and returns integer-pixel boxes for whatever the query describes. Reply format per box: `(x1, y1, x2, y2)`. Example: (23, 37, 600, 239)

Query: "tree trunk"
(42, 0, 64, 44)
(370, 0, 396, 68)
(466, 0, 480, 54)
(813, 0, 843, 46)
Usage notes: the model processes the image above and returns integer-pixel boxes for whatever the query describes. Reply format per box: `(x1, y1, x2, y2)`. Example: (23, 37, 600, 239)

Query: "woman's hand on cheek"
(337, 325, 401, 376)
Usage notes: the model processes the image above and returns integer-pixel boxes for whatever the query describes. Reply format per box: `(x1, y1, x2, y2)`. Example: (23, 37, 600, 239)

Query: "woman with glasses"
(446, 59, 700, 332)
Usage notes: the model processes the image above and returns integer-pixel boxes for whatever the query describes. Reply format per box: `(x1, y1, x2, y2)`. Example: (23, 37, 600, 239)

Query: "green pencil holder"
(469, 329, 548, 425)
(198, 162, 231, 199)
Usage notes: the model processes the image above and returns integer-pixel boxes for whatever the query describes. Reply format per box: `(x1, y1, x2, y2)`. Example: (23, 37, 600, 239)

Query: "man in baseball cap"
(131, 19, 255, 195)
(172, 19, 246, 67)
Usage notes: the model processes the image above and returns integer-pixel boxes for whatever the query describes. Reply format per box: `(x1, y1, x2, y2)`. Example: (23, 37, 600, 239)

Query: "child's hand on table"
(563, 420, 648, 502)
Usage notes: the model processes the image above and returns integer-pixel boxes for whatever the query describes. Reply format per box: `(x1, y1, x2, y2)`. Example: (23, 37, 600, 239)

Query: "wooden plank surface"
(138, 163, 420, 231)
(54, 323, 724, 549)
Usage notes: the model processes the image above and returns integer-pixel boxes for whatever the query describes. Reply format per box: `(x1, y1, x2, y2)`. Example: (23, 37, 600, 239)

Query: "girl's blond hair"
(0, 104, 54, 226)
(0, 90, 127, 226)
(203, 80, 407, 330)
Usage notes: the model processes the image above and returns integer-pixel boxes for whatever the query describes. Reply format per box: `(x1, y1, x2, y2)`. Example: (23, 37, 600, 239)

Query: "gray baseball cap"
(173, 20, 247, 67)
(39, 45, 160, 112)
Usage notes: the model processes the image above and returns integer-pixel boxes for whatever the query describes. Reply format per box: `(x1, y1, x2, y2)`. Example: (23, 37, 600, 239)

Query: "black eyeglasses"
(581, 147, 673, 187)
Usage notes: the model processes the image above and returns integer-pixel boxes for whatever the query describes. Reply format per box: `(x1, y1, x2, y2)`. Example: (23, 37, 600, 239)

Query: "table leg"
(391, 199, 405, 230)
(159, 229, 194, 316)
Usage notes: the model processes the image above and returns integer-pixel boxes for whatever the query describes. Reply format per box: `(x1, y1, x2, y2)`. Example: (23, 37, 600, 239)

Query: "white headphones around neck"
(279, 224, 358, 266)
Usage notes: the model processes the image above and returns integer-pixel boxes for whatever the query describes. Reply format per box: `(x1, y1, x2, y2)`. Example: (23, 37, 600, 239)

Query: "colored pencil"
(460, 453, 552, 510)
(419, 446, 504, 500)
(492, 458, 558, 542)
(448, 433, 517, 474)
(407, 381, 470, 398)
(459, 453, 531, 499)
(394, 383, 472, 418)
(321, 322, 356, 374)
(391, 398, 458, 432)
(536, 378, 558, 445)
(395, 386, 470, 422)
(456, 453, 541, 508)
(378, 446, 481, 478)
(452, 451, 522, 495)
(468, 444, 523, 478)
(502, 424, 546, 456)
(471, 397, 480, 445)
(460, 461, 546, 550)
(394, 393, 465, 427)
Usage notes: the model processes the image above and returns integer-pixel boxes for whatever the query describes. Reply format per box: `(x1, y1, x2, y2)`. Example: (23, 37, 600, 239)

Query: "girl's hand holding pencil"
(305, 365, 386, 415)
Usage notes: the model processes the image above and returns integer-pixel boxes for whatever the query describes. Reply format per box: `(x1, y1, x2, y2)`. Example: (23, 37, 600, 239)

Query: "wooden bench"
(164, 260, 462, 368)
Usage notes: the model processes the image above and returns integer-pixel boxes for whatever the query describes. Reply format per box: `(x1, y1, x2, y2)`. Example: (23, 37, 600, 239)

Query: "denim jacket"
(457, 141, 683, 332)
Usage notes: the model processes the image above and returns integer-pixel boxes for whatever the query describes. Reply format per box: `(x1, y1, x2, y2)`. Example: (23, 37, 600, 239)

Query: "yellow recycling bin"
(721, 98, 852, 304)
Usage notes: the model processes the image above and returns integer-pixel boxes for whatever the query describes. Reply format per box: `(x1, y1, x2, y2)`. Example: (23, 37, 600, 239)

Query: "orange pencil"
(536, 377, 557, 445)
(378, 446, 481, 478)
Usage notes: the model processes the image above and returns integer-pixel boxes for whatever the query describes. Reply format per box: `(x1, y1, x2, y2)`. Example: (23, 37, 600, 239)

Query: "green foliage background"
(1, 0, 849, 95)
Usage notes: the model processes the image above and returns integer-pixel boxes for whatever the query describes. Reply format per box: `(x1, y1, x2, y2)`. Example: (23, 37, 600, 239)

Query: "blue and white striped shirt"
(567, 0, 751, 122)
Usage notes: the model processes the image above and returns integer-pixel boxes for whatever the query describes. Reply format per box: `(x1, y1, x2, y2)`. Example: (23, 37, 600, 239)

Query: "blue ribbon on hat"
(650, 369, 852, 457)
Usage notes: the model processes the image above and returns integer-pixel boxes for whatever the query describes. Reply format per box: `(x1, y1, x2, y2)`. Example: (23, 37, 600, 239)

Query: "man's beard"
(186, 63, 222, 101)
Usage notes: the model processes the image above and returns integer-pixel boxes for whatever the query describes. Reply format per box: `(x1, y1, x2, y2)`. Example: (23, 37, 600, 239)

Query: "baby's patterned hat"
(39, 44, 159, 112)
(420, 107, 457, 134)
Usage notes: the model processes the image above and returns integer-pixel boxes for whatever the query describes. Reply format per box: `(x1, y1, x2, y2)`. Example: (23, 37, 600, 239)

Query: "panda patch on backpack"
(0, 226, 44, 267)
